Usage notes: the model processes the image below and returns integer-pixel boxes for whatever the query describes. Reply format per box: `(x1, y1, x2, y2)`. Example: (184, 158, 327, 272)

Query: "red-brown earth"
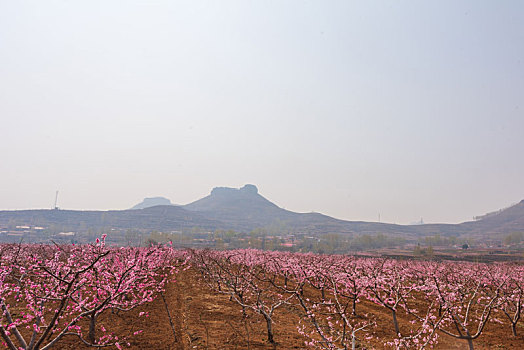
(55, 267, 523, 350)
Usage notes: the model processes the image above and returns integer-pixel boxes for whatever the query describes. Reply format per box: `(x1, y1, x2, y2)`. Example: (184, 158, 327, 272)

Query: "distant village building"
(58, 232, 76, 236)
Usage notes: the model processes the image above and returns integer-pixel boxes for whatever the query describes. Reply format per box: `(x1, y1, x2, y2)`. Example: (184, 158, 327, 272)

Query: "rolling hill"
(0, 205, 219, 232)
(0, 185, 523, 243)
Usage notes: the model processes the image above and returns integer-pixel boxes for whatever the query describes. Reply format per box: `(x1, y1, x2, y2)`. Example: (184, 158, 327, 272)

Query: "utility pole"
(53, 190, 59, 210)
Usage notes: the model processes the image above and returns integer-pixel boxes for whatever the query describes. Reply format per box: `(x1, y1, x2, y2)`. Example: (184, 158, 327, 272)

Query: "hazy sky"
(1, 1, 523, 224)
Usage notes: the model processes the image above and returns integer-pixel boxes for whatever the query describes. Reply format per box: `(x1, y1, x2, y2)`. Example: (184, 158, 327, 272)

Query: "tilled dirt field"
(58, 268, 524, 349)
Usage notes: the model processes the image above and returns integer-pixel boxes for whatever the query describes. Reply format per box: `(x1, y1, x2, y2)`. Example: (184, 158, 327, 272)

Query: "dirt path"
(171, 276, 185, 350)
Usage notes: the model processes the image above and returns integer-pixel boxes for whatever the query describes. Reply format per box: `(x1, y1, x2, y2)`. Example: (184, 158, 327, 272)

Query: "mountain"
(408, 200, 524, 239)
(0, 185, 523, 244)
(182, 185, 413, 236)
(182, 184, 286, 228)
(182, 184, 343, 230)
(131, 197, 173, 210)
(460, 199, 524, 236)
(0, 206, 219, 232)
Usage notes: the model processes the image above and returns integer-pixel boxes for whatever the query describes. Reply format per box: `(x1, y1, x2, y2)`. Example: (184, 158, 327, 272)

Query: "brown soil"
(53, 268, 524, 349)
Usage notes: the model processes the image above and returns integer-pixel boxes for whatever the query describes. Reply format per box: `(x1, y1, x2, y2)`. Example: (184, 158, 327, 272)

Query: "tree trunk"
(391, 310, 400, 336)
(512, 308, 520, 336)
(467, 337, 474, 350)
(88, 313, 97, 344)
(262, 313, 274, 344)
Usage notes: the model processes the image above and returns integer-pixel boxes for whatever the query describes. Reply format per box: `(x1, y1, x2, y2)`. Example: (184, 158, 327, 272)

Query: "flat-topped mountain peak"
(211, 184, 258, 196)
(131, 197, 173, 210)
(183, 184, 278, 214)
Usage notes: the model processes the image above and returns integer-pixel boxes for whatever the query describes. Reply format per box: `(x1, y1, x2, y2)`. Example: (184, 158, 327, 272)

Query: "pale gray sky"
(1, 1, 523, 224)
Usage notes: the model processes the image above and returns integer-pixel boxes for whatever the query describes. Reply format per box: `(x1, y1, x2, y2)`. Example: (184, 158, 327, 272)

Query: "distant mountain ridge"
(0, 206, 219, 231)
(1, 185, 523, 242)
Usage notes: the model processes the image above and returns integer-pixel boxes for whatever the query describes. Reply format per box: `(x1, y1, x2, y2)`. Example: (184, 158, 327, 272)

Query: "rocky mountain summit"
(130, 197, 173, 210)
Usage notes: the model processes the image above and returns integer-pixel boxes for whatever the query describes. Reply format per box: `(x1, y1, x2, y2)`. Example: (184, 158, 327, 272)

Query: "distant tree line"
(503, 232, 524, 245)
